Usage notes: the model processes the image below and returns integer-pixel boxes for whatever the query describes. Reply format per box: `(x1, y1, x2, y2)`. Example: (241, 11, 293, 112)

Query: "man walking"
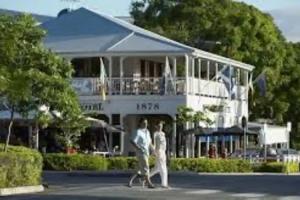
(128, 118, 155, 188)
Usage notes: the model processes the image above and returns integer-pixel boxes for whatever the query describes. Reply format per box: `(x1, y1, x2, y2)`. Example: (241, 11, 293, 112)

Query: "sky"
(0, 0, 299, 42)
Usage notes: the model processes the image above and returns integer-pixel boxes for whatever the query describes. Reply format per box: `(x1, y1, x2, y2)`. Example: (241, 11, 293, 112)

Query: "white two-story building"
(40, 7, 254, 157)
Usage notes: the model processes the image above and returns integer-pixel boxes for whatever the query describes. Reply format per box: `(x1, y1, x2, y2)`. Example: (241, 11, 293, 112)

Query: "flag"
(161, 56, 175, 95)
(256, 73, 267, 96)
(99, 57, 107, 101)
(249, 72, 254, 94)
(218, 65, 235, 99)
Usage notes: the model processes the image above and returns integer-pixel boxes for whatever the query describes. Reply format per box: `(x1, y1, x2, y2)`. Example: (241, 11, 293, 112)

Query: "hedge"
(43, 153, 108, 171)
(43, 154, 252, 172)
(0, 144, 43, 188)
(253, 162, 299, 173)
(169, 158, 252, 172)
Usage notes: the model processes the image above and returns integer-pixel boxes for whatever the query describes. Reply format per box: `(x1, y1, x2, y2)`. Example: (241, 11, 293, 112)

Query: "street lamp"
(241, 116, 247, 160)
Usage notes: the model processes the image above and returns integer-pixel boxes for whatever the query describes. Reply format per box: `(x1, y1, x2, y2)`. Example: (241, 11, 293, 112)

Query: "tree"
(131, 0, 288, 123)
(0, 14, 84, 152)
(177, 105, 213, 128)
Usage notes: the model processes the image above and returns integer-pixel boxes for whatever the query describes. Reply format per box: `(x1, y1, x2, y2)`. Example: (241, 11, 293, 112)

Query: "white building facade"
(41, 7, 254, 157)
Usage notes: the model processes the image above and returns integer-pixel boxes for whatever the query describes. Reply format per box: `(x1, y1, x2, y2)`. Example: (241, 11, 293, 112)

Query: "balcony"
(71, 77, 247, 100)
(72, 77, 186, 96)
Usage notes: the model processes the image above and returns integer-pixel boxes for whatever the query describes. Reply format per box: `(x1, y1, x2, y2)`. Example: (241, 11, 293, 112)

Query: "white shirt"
(153, 131, 166, 153)
(131, 128, 152, 156)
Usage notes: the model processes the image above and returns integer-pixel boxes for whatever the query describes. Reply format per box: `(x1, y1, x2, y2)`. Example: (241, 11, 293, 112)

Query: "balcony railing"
(71, 77, 247, 100)
(72, 77, 186, 96)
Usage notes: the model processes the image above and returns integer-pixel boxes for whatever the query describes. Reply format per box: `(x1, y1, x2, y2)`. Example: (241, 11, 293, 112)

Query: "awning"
(184, 125, 260, 137)
(86, 117, 123, 132)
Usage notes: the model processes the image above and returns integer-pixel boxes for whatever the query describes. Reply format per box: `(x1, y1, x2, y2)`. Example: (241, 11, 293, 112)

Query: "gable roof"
(41, 7, 254, 71)
(41, 7, 193, 54)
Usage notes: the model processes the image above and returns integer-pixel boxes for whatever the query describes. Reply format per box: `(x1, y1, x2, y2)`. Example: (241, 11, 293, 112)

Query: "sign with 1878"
(136, 103, 160, 111)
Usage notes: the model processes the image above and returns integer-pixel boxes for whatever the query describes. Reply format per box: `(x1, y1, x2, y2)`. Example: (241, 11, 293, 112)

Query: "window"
(112, 114, 120, 125)
(72, 58, 85, 77)
(201, 60, 208, 79)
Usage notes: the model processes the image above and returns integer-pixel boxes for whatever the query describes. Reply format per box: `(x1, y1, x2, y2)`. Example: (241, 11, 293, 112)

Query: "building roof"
(41, 7, 254, 71)
(41, 7, 193, 54)
(0, 8, 54, 24)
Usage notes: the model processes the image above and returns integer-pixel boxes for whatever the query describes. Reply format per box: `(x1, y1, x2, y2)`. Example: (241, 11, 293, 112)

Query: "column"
(185, 122, 189, 158)
(34, 124, 39, 150)
(28, 126, 33, 148)
(185, 54, 189, 94)
(207, 60, 210, 81)
(191, 58, 195, 95)
(215, 62, 219, 81)
(198, 58, 201, 95)
(215, 136, 218, 156)
(206, 136, 210, 156)
(120, 114, 125, 155)
(172, 115, 177, 158)
(108, 56, 112, 96)
(230, 135, 233, 154)
(109, 115, 113, 152)
(120, 57, 124, 95)
(173, 57, 177, 95)
(191, 131, 195, 158)
(198, 137, 202, 158)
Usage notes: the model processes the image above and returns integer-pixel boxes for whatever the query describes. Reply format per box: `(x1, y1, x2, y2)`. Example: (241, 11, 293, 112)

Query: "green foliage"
(43, 153, 108, 171)
(54, 116, 89, 149)
(253, 162, 299, 173)
(177, 105, 194, 125)
(43, 154, 300, 173)
(169, 158, 252, 172)
(130, 0, 289, 124)
(0, 14, 84, 151)
(0, 144, 43, 188)
(177, 105, 213, 127)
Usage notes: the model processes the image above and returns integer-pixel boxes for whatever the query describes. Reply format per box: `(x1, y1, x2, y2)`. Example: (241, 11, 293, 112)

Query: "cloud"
(268, 7, 300, 42)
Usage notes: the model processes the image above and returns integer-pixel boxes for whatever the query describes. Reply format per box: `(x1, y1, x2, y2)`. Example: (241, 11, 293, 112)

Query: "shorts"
(136, 152, 149, 176)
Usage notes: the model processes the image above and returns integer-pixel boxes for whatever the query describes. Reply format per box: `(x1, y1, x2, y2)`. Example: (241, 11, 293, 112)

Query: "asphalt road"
(3, 171, 300, 200)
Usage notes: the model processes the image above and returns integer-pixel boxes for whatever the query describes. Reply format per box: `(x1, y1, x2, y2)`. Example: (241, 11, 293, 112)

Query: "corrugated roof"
(41, 7, 193, 54)
(40, 7, 254, 70)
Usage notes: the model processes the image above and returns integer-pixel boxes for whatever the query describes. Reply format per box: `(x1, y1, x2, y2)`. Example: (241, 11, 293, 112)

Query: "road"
(3, 171, 300, 200)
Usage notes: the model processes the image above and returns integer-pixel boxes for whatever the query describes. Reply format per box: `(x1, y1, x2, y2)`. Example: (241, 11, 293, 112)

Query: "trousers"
(149, 151, 168, 187)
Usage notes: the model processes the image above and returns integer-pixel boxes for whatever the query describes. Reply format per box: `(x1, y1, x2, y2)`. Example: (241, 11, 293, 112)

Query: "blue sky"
(0, 0, 299, 41)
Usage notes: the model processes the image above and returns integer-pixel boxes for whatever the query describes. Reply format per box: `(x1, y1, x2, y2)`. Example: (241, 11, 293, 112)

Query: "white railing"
(72, 77, 186, 96)
(72, 77, 246, 99)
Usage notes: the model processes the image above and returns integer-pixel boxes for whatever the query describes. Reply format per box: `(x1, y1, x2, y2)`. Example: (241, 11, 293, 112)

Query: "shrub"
(254, 162, 299, 173)
(108, 157, 252, 172)
(0, 144, 43, 188)
(43, 153, 108, 171)
(169, 158, 252, 173)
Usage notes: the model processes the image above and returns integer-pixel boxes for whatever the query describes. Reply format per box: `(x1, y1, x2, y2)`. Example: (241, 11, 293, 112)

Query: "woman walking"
(149, 121, 169, 188)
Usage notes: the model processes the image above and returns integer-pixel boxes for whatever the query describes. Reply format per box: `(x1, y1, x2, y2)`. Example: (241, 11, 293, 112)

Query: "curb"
(197, 172, 300, 176)
(0, 185, 44, 196)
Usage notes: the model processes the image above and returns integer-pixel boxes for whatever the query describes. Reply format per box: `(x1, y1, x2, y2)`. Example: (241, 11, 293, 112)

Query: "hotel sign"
(136, 103, 160, 111)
